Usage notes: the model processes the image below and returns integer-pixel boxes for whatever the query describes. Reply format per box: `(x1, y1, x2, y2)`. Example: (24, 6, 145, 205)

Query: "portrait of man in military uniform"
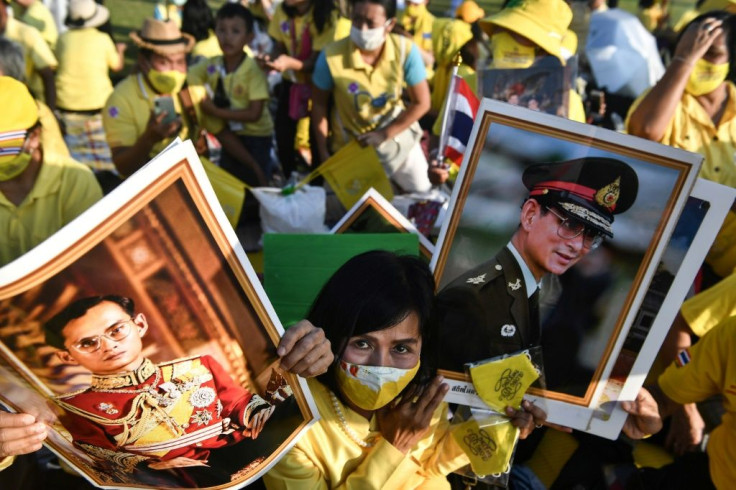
(435, 158, 639, 377)
(43, 295, 294, 486)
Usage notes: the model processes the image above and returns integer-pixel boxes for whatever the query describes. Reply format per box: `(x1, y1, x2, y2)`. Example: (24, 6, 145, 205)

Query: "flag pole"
(436, 53, 463, 165)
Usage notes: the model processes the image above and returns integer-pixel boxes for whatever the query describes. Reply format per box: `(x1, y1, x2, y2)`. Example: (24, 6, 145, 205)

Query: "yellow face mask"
(468, 351, 540, 412)
(490, 32, 536, 69)
(686, 59, 729, 96)
(451, 414, 520, 476)
(147, 68, 187, 95)
(0, 151, 32, 181)
(335, 359, 420, 411)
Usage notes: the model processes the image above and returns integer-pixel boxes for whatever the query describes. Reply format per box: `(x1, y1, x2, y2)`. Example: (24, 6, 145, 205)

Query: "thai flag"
(675, 348, 691, 367)
(443, 76, 480, 166)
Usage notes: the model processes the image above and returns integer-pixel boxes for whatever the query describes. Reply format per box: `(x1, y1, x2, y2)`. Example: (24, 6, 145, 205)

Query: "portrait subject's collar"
(90, 358, 156, 390)
(506, 243, 542, 298)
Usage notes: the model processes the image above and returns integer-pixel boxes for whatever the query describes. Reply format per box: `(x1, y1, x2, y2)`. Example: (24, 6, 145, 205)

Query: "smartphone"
(153, 95, 178, 125)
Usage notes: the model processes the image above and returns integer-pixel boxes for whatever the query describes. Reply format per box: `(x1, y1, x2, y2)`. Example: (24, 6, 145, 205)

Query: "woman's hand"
(376, 375, 449, 454)
(673, 18, 724, 66)
(505, 399, 551, 439)
(356, 129, 389, 148)
(277, 320, 333, 377)
(0, 412, 47, 459)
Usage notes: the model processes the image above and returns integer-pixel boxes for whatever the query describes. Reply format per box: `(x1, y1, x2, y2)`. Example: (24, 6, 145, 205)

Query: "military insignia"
(190, 409, 213, 427)
(96, 402, 119, 415)
(508, 279, 521, 291)
(467, 273, 487, 285)
(500, 324, 516, 337)
(190, 387, 216, 408)
(495, 264, 502, 271)
(595, 177, 621, 210)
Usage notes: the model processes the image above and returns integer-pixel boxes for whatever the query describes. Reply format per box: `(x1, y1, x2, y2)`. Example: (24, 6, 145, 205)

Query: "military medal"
(96, 402, 119, 415)
(190, 387, 216, 408)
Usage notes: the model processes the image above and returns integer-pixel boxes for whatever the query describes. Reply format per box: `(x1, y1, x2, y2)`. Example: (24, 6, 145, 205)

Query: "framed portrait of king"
(0, 141, 318, 489)
(431, 100, 710, 439)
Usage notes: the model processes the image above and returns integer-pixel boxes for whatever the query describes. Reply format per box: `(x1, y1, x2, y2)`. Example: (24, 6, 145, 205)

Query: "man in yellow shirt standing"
(0, 0, 57, 109)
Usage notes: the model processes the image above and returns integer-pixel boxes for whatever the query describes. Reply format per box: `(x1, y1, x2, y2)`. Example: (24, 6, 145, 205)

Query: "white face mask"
(350, 22, 389, 51)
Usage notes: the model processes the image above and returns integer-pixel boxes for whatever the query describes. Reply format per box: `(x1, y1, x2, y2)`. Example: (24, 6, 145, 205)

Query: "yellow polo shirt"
(681, 270, 736, 337)
(658, 318, 736, 489)
(267, 5, 339, 83)
(0, 155, 102, 266)
(262, 378, 468, 489)
(55, 28, 120, 111)
(191, 30, 222, 61)
(103, 74, 224, 161)
(16, 0, 58, 49)
(38, 101, 71, 159)
(626, 83, 736, 275)
(188, 55, 273, 137)
(3, 16, 58, 102)
(318, 34, 423, 152)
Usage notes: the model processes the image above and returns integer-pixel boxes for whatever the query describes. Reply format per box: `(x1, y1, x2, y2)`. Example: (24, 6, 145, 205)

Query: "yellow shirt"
(0, 155, 102, 266)
(188, 55, 273, 136)
(626, 83, 736, 273)
(658, 318, 736, 489)
(103, 74, 224, 162)
(268, 5, 339, 83)
(38, 100, 71, 159)
(401, 5, 435, 54)
(3, 16, 58, 102)
(55, 28, 120, 111)
(191, 30, 222, 62)
(16, 0, 58, 49)
(321, 34, 414, 152)
(263, 379, 469, 489)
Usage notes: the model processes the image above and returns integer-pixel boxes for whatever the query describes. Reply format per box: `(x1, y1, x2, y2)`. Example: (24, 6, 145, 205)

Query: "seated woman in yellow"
(264, 251, 544, 489)
(311, 0, 432, 193)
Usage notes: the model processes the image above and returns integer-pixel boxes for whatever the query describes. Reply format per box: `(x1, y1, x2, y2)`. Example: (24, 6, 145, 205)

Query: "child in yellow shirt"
(190, 2, 275, 180)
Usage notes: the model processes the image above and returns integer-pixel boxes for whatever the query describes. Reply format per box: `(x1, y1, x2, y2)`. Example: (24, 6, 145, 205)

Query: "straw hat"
(65, 0, 109, 29)
(480, 0, 572, 60)
(0, 77, 38, 164)
(130, 18, 194, 55)
(455, 1, 485, 24)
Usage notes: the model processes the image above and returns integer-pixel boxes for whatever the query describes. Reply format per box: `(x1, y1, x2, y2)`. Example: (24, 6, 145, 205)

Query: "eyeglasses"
(545, 207, 604, 250)
(69, 318, 134, 354)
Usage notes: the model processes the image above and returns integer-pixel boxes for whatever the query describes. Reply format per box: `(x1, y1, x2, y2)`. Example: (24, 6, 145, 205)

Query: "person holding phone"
(102, 18, 265, 185)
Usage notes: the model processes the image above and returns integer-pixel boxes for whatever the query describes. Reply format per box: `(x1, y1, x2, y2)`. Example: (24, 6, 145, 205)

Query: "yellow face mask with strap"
(490, 32, 536, 69)
(451, 413, 520, 476)
(335, 359, 420, 411)
(685, 58, 729, 96)
(468, 351, 540, 412)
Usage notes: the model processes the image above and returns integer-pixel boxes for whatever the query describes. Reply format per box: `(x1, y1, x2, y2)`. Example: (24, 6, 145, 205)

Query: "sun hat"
(0, 77, 38, 164)
(65, 0, 110, 29)
(130, 18, 194, 55)
(455, 0, 485, 24)
(479, 0, 572, 60)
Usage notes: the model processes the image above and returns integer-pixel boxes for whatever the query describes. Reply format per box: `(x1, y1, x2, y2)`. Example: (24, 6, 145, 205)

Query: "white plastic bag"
(251, 186, 328, 233)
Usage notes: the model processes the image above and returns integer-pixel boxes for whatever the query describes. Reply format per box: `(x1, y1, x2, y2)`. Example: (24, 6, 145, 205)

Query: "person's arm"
(311, 87, 331, 163)
(111, 111, 182, 177)
(39, 66, 56, 112)
(262, 50, 320, 74)
(627, 18, 723, 141)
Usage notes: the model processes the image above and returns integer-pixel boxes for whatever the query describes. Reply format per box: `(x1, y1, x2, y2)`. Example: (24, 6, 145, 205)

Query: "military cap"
(522, 157, 638, 238)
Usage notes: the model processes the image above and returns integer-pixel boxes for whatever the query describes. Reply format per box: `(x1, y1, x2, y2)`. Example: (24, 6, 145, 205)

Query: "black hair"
(182, 0, 215, 42)
(350, 0, 396, 22)
(283, 0, 338, 34)
(309, 251, 436, 395)
(215, 2, 255, 34)
(678, 11, 736, 78)
(44, 295, 135, 349)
